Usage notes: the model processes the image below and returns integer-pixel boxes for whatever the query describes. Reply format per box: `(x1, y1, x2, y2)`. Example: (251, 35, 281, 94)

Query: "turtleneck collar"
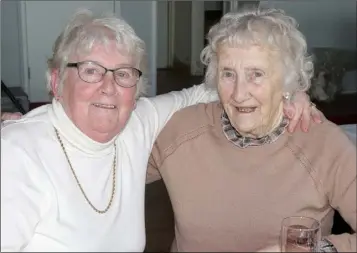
(48, 99, 117, 156)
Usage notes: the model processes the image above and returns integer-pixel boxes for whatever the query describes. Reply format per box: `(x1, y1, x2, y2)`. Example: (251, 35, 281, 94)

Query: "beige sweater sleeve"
(146, 143, 163, 184)
(323, 127, 356, 252)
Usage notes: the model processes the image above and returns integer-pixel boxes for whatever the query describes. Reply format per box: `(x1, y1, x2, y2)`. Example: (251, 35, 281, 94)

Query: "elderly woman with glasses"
(1, 8, 320, 252)
(147, 8, 356, 252)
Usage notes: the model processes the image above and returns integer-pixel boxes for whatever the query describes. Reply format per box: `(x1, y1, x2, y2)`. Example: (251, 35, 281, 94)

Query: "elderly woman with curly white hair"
(147, 8, 356, 252)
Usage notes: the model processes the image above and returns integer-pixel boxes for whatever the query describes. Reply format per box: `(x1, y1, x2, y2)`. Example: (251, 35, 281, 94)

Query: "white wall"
(120, 1, 157, 96)
(0, 1, 158, 101)
(260, 0, 356, 50)
(1, 1, 23, 88)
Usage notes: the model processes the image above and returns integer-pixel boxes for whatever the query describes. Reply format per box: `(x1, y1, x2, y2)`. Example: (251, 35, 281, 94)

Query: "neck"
(48, 99, 117, 156)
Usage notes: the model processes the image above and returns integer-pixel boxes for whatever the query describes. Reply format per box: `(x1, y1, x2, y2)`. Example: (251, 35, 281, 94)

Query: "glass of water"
(281, 216, 321, 252)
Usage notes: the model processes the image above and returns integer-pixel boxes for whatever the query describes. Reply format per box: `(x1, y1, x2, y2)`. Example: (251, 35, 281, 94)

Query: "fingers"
(299, 102, 311, 132)
(283, 102, 294, 119)
(1, 112, 23, 121)
(11, 112, 23, 119)
(287, 103, 302, 133)
(311, 104, 323, 123)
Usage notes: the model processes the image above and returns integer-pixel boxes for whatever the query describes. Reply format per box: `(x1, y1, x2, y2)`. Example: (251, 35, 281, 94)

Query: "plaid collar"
(221, 111, 289, 148)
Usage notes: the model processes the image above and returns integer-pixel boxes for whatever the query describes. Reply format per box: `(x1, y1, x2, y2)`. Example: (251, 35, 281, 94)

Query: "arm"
(257, 127, 356, 253)
(322, 128, 356, 252)
(137, 84, 323, 149)
(1, 139, 49, 251)
(136, 83, 218, 147)
(146, 151, 162, 184)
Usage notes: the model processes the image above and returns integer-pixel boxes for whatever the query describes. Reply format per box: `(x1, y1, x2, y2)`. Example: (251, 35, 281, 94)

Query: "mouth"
(92, 103, 117, 109)
(236, 107, 257, 113)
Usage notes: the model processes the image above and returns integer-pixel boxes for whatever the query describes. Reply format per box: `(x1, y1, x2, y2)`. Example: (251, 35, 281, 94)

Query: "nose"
(232, 78, 250, 102)
(100, 71, 117, 96)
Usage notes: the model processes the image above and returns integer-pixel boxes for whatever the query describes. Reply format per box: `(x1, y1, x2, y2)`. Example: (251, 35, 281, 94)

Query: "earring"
(282, 92, 291, 101)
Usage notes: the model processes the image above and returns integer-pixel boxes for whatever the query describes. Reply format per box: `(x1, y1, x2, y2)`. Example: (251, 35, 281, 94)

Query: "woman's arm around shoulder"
(135, 83, 218, 147)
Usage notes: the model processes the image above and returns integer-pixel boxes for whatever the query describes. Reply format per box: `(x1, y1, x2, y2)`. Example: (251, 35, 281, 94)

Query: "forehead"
(74, 41, 135, 67)
(217, 44, 279, 69)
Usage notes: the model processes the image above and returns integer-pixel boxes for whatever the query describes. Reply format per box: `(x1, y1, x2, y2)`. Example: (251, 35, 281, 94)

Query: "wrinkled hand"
(283, 91, 323, 133)
(257, 244, 281, 252)
(1, 112, 23, 121)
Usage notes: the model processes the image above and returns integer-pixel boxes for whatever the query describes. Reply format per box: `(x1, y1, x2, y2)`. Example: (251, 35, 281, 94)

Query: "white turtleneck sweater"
(1, 84, 218, 252)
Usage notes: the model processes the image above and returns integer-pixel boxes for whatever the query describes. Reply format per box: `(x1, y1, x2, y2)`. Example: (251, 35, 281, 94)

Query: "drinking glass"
(280, 216, 321, 252)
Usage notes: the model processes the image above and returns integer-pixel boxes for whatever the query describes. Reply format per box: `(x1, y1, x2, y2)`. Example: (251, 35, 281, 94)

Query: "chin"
(232, 123, 256, 136)
(94, 124, 120, 134)
(236, 128, 255, 137)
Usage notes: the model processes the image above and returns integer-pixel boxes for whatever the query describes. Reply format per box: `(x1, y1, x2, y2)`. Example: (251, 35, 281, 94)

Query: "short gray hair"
(200, 8, 313, 93)
(46, 9, 148, 98)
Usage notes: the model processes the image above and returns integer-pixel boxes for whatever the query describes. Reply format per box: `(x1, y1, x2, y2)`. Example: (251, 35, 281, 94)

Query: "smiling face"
(217, 44, 285, 138)
(51, 41, 137, 143)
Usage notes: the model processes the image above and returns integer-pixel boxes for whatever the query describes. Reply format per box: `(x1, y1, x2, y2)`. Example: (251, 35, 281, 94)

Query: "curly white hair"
(200, 8, 314, 94)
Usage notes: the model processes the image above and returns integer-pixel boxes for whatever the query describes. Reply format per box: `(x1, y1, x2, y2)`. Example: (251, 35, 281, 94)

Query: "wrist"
(317, 238, 337, 252)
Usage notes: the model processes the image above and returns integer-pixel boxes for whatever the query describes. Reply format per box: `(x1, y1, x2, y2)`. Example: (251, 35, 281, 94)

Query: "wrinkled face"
(217, 44, 285, 138)
(51, 41, 138, 143)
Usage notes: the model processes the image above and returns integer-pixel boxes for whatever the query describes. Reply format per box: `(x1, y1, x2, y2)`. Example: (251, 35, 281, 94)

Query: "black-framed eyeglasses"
(66, 61, 142, 88)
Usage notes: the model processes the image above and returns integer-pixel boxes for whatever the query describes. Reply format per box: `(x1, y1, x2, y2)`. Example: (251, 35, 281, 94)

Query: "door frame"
(190, 1, 205, 76)
(167, 1, 175, 68)
(19, 1, 29, 96)
(167, 1, 205, 76)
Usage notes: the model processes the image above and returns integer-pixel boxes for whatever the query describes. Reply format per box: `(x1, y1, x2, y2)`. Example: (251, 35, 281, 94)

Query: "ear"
(50, 69, 61, 100)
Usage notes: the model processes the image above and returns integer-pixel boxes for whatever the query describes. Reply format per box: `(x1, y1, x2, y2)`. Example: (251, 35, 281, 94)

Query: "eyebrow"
(221, 67, 235, 72)
(221, 66, 266, 72)
(246, 67, 265, 72)
(83, 60, 135, 69)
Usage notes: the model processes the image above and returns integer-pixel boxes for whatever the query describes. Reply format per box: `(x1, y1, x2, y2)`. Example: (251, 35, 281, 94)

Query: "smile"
(236, 107, 256, 113)
(92, 103, 117, 109)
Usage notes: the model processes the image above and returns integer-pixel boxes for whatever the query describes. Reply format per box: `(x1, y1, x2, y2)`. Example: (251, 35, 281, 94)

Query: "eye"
(221, 70, 236, 81)
(115, 70, 131, 79)
(247, 69, 265, 83)
(84, 68, 100, 75)
(253, 71, 264, 78)
(80, 63, 103, 76)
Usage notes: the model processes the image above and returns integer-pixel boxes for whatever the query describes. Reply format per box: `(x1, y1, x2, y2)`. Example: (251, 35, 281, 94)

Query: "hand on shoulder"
(1, 112, 23, 121)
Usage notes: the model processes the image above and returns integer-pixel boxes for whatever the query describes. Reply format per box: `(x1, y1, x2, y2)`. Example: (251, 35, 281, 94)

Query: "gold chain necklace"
(54, 128, 116, 214)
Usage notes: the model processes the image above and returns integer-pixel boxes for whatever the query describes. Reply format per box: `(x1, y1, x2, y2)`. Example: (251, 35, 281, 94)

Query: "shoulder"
(153, 101, 222, 154)
(286, 120, 356, 177)
(288, 120, 354, 150)
(1, 106, 55, 188)
(1, 105, 53, 148)
(339, 124, 356, 145)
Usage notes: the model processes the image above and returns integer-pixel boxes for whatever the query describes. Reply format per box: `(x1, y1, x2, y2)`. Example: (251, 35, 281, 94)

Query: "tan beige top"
(147, 102, 356, 252)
